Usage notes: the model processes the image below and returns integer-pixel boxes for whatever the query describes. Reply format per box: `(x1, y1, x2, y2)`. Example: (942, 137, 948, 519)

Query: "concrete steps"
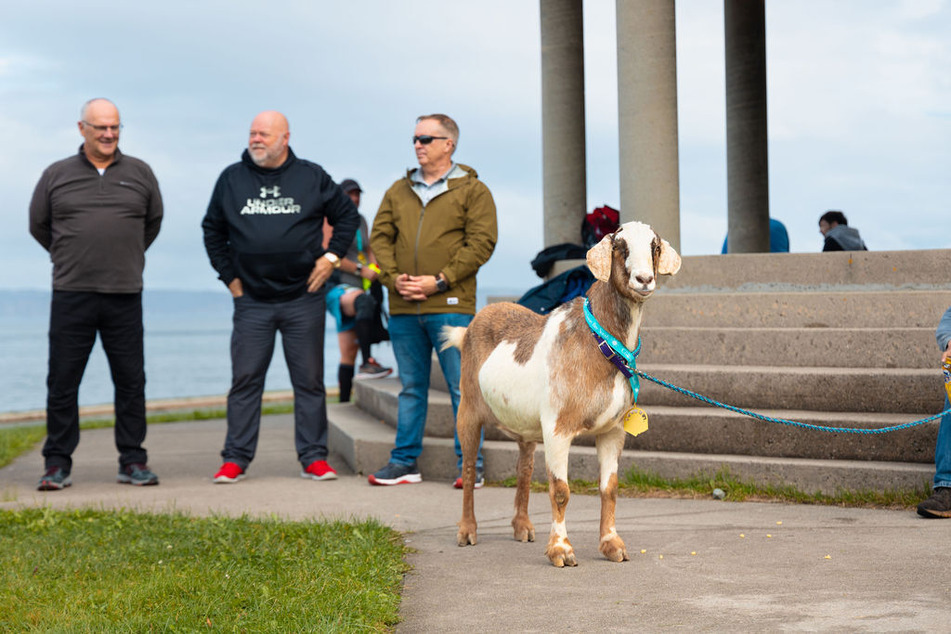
(328, 400, 933, 495)
(643, 290, 951, 328)
(639, 327, 936, 368)
(327, 248, 951, 495)
(343, 378, 938, 463)
(636, 364, 943, 413)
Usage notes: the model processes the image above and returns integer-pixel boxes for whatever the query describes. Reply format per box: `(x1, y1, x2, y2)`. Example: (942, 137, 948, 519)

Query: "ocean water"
(0, 287, 520, 414)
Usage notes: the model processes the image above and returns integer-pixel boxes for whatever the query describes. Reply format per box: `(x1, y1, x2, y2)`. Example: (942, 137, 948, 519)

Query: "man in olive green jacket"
(368, 114, 497, 487)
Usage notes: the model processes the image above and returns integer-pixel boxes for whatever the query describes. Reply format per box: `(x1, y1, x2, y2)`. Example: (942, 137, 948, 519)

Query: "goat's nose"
(635, 273, 654, 285)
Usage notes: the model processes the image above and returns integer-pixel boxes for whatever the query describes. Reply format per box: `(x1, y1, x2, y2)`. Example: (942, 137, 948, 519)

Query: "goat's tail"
(439, 325, 467, 352)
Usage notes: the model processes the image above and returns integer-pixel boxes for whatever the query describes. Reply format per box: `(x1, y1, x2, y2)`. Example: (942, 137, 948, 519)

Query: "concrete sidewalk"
(2, 415, 949, 631)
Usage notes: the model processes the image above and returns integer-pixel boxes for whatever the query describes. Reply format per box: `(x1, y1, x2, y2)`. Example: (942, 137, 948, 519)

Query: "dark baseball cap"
(339, 178, 362, 193)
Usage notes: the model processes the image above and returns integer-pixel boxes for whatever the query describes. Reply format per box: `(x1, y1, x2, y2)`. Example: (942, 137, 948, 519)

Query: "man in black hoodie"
(202, 111, 359, 484)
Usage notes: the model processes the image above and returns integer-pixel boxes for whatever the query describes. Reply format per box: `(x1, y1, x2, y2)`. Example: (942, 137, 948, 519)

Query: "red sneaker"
(213, 462, 245, 483)
(302, 460, 338, 481)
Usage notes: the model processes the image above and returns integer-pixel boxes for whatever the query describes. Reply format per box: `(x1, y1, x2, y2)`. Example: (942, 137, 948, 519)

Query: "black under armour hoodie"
(202, 148, 359, 302)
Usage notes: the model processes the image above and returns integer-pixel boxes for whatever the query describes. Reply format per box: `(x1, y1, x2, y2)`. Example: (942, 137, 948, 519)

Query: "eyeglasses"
(413, 135, 448, 145)
(82, 121, 123, 133)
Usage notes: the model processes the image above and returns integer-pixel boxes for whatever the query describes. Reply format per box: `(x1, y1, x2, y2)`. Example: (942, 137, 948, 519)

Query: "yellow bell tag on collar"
(622, 407, 649, 437)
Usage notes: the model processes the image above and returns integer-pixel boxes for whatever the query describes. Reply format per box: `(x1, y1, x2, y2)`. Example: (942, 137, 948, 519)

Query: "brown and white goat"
(441, 221, 681, 567)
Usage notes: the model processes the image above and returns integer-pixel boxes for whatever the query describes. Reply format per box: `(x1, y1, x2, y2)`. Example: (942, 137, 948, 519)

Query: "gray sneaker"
(117, 463, 159, 486)
(37, 466, 71, 491)
(368, 462, 421, 486)
(356, 360, 393, 380)
(917, 487, 951, 518)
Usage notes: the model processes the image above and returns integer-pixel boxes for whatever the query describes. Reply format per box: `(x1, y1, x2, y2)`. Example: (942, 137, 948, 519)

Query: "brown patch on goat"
(597, 468, 629, 562)
(599, 472, 619, 538)
(550, 247, 639, 438)
(464, 303, 545, 366)
(550, 475, 570, 519)
(545, 472, 577, 567)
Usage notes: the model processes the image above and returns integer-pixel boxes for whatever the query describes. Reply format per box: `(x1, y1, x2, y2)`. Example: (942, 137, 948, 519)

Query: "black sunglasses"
(412, 135, 449, 145)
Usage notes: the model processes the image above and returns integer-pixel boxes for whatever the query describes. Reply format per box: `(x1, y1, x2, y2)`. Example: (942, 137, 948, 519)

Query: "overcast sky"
(2, 0, 948, 294)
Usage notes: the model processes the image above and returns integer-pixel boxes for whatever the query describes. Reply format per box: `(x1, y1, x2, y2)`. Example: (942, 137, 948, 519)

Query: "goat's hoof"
(548, 550, 578, 568)
(457, 530, 477, 547)
(546, 541, 577, 567)
(513, 528, 535, 543)
(600, 536, 629, 563)
(512, 520, 535, 543)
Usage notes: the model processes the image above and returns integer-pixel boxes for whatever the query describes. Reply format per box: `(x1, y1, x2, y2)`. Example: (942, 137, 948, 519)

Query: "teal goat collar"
(582, 297, 641, 402)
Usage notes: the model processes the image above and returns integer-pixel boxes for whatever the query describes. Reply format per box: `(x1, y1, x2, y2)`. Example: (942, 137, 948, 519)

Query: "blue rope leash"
(583, 300, 950, 434)
(633, 368, 950, 434)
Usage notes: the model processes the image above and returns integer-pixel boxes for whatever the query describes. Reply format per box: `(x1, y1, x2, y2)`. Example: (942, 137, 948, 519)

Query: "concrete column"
(725, 0, 769, 253)
(540, 0, 587, 247)
(616, 0, 681, 250)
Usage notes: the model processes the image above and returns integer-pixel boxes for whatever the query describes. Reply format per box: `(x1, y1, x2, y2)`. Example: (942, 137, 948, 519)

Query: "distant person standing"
(323, 178, 392, 404)
(818, 210, 868, 251)
(917, 306, 951, 518)
(28, 98, 164, 490)
(202, 110, 359, 484)
(368, 114, 497, 487)
(721, 218, 790, 253)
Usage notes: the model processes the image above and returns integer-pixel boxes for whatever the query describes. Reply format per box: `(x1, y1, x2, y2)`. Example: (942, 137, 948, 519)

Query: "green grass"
(497, 464, 930, 510)
(0, 508, 407, 632)
(0, 425, 48, 470)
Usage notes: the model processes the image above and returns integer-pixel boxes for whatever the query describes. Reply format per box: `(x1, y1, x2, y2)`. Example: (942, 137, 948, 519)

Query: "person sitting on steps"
(324, 178, 392, 402)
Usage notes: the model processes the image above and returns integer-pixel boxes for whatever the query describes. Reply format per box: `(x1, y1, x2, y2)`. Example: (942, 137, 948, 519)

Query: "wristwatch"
(435, 276, 449, 293)
(324, 253, 341, 269)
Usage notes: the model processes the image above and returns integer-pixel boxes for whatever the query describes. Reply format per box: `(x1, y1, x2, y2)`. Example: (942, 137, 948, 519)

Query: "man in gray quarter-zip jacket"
(29, 98, 163, 492)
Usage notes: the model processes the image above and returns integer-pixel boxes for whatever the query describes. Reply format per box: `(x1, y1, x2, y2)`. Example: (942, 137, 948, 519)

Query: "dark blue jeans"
(43, 291, 147, 471)
(935, 395, 951, 489)
(388, 312, 483, 471)
(223, 291, 328, 470)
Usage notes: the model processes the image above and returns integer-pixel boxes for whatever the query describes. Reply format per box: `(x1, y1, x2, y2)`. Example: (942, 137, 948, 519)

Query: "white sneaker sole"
(213, 473, 245, 484)
(368, 473, 422, 486)
(355, 369, 393, 380)
(301, 470, 338, 481)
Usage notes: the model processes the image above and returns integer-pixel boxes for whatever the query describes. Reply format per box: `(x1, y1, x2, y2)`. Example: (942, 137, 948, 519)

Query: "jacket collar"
(78, 144, 123, 169)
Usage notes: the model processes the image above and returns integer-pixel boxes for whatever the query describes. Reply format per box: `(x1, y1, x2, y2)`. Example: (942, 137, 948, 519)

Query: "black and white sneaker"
(37, 466, 72, 491)
(368, 462, 421, 486)
(356, 360, 393, 380)
(117, 463, 159, 486)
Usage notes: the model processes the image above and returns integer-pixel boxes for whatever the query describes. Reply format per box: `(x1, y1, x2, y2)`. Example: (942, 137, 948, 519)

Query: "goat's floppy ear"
(657, 239, 682, 276)
(586, 235, 613, 282)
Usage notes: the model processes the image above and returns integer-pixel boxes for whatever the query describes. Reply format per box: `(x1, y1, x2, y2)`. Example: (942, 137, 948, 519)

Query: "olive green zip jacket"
(370, 163, 497, 315)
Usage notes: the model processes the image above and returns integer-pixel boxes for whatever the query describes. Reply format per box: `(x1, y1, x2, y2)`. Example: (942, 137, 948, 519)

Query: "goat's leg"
(543, 433, 577, 567)
(595, 425, 629, 563)
(511, 440, 536, 542)
(456, 404, 481, 547)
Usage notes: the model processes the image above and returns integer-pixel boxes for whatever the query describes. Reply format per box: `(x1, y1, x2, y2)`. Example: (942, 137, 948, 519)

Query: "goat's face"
(586, 221, 681, 299)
